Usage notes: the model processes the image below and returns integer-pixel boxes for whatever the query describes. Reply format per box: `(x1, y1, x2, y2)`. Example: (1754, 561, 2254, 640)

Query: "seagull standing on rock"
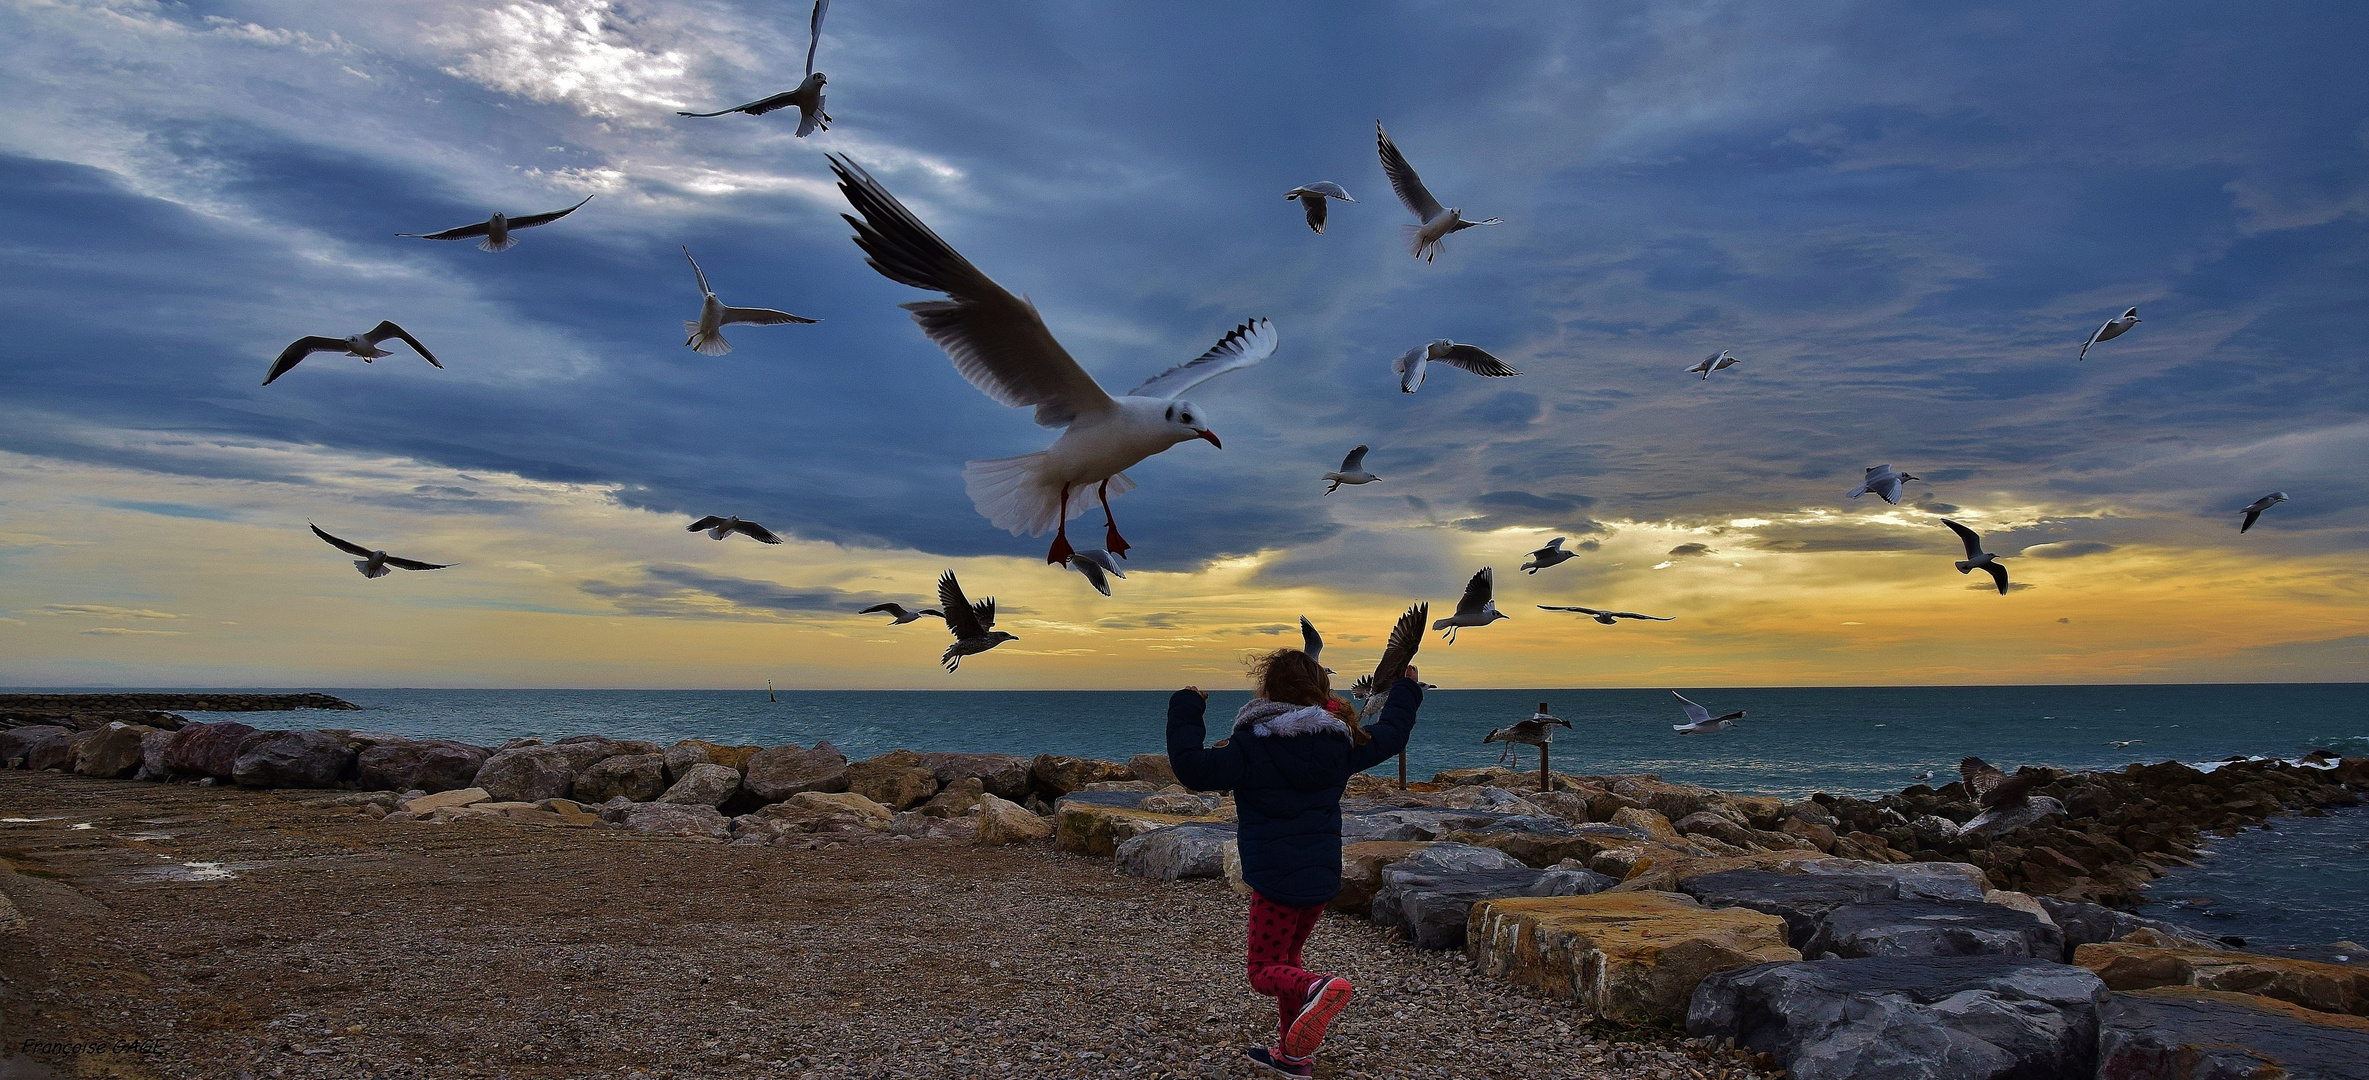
(831, 155, 1277, 565)
(264, 322, 441, 386)
(1687, 351, 1742, 380)
(1377, 122, 1500, 261)
(2239, 492, 2288, 533)
(936, 570, 1016, 672)
(396, 195, 593, 252)
(858, 603, 943, 625)
(1432, 567, 1508, 643)
(676, 0, 833, 136)
(1671, 692, 1744, 735)
(1484, 703, 1571, 775)
(687, 515, 783, 544)
(1958, 756, 2065, 839)
(1323, 445, 1380, 494)
(1395, 339, 1521, 393)
(1283, 182, 1355, 233)
(1942, 519, 2009, 595)
(1847, 465, 1921, 506)
(2078, 307, 2140, 361)
(309, 524, 451, 579)
(682, 247, 816, 355)
(1520, 537, 1578, 574)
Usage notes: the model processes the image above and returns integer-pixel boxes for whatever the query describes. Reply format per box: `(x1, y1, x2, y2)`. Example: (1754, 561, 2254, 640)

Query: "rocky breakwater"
(0, 692, 356, 735)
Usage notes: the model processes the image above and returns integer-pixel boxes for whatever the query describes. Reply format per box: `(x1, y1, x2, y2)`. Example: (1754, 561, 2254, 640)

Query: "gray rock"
(162, 721, 256, 778)
(25, 728, 91, 772)
(617, 802, 731, 840)
(1055, 788, 1158, 813)
(1910, 814, 1962, 847)
(1675, 810, 1763, 848)
(473, 745, 579, 803)
(1680, 869, 1910, 950)
(73, 721, 157, 779)
(1400, 842, 1532, 875)
(1806, 900, 2066, 961)
(355, 739, 489, 793)
(918, 776, 985, 818)
(548, 735, 661, 773)
(1687, 956, 2107, 1080)
(915, 752, 1034, 801)
(574, 753, 668, 803)
(1341, 807, 1539, 843)
(1372, 863, 1616, 950)
(2240, 943, 2369, 968)
(2097, 988, 2369, 1079)
(136, 727, 176, 780)
(742, 741, 849, 803)
(1114, 822, 1238, 881)
(2, 724, 72, 769)
(2036, 896, 2226, 953)
(231, 730, 355, 788)
(1127, 753, 1178, 787)
(656, 763, 741, 808)
(1796, 858, 1991, 902)
(662, 741, 712, 784)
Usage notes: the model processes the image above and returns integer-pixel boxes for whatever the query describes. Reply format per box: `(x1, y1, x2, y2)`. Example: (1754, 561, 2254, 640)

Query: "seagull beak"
(1195, 429, 1221, 449)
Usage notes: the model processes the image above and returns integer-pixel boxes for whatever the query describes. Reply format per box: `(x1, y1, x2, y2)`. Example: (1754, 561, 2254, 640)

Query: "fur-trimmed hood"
(1232, 698, 1351, 739)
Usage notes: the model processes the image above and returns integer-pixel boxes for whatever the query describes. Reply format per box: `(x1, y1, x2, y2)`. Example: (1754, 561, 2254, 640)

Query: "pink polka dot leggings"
(1246, 892, 1328, 1033)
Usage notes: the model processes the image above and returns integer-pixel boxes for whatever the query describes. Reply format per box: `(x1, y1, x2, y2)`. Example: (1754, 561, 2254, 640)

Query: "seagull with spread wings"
(1671, 692, 1745, 735)
(1395, 339, 1521, 393)
(1538, 605, 1673, 625)
(1377, 122, 1500, 261)
(1297, 615, 1334, 674)
(1064, 549, 1126, 597)
(1322, 445, 1379, 494)
(1485, 703, 1572, 773)
(1431, 567, 1509, 643)
(1958, 756, 2065, 839)
(1357, 602, 1428, 786)
(676, 0, 833, 136)
(396, 195, 593, 252)
(830, 155, 1279, 565)
(858, 603, 943, 625)
(1520, 537, 1578, 574)
(682, 246, 816, 355)
(1283, 181, 1356, 233)
(1943, 519, 2008, 594)
(2078, 307, 2140, 361)
(2238, 491, 2288, 533)
(264, 322, 442, 386)
(1687, 350, 1742, 380)
(936, 570, 1016, 672)
(309, 524, 451, 579)
(1847, 464, 1921, 506)
(687, 515, 783, 544)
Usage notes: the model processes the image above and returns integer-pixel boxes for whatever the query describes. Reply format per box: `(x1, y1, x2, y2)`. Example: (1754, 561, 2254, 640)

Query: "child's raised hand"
(1400, 665, 1419, 684)
(1184, 685, 1209, 700)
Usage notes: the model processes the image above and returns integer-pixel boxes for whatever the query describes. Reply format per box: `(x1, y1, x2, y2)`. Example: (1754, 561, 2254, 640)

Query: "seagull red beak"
(1195, 429, 1221, 449)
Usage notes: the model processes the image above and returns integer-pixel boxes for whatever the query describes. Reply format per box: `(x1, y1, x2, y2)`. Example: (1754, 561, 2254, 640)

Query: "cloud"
(2019, 541, 2117, 560)
(1450, 491, 1603, 534)
(1097, 612, 1185, 631)
(579, 564, 895, 620)
(79, 627, 190, 636)
(35, 604, 184, 620)
(1666, 543, 1716, 557)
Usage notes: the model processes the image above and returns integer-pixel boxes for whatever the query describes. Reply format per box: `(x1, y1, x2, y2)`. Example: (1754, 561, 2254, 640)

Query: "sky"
(1, 0, 2364, 690)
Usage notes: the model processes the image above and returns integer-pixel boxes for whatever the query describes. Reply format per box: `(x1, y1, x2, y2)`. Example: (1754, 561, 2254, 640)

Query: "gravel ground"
(0, 771, 1771, 1079)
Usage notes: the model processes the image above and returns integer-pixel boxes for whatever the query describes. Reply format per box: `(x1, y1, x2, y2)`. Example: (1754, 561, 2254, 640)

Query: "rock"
(1341, 806, 1542, 843)
(1373, 860, 1616, 950)
(2097, 986, 2369, 1079)
(26, 729, 90, 771)
(1335, 841, 1438, 913)
(1675, 810, 1763, 849)
(1437, 785, 1549, 815)
(1610, 806, 1681, 842)
(1679, 869, 1912, 950)
(73, 722, 157, 779)
(2, 725, 72, 770)
(976, 793, 1051, 846)
(1030, 754, 1136, 799)
(1688, 956, 2107, 1080)
(1782, 815, 1840, 852)
(1437, 823, 1651, 868)
(472, 745, 580, 803)
(1804, 899, 2067, 961)
(1223, 839, 1249, 897)
(400, 787, 489, 812)
(1796, 858, 1991, 901)
(741, 741, 849, 802)
(2075, 942, 2369, 1017)
(136, 727, 175, 779)
(918, 776, 984, 818)
(573, 752, 669, 803)
(1054, 800, 1217, 858)
(1608, 776, 1728, 821)
(547, 735, 662, 773)
(1731, 796, 1786, 830)
(655, 763, 741, 808)
(1114, 822, 1237, 881)
(536, 798, 603, 825)
(617, 802, 731, 840)
(915, 752, 1034, 801)
(1528, 790, 1594, 823)
(1398, 841, 1532, 875)
(161, 721, 257, 778)
(783, 790, 894, 823)
(1471, 891, 1799, 1024)
(1127, 753, 1178, 787)
(845, 750, 940, 810)
(232, 730, 355, 788)
(355, 739, 488, 793)
(2036, 896, 2225, 953)
(1140, 791, 1219, 816)
(661, 741, 713, 783)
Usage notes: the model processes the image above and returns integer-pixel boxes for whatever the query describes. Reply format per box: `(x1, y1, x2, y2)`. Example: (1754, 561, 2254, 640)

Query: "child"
(1167, 649, 1423, 1077)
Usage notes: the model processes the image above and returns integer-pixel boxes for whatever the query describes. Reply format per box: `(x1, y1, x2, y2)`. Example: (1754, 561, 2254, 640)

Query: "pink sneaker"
(1281, 975, 1354, 1060)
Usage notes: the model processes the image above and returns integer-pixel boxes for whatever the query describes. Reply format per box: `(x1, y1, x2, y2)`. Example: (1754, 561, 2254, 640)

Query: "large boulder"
(136, 727, 176, 779)
(741, 741, 848, 803)
(1438, 822, 1651, 868)
(1114, 822, 1237, 881)
(232, 730, 355, 788)
(1680, 869, 1910, 950)
(1373, 860, 1615, 951)
(73, 722, 157, 779)
(918, 776, 984, 818)
(1805, 899, 2066, 962)
(2036, 896, 2225, 952)
(661, 740, 713, 783)
(1053, 799, 1217, 858)
(25, 728, 93, 772)
(655, 763, 741, 808)
(2097, 986, 2369, 1079)
(472, 745, 580, 803)
(845, 750, 940, 810)
(1795, 858, 1990, 901)
(916, 752, 1034, 801)
(356, 739, 489, 793)
(1127, 753, 1178, 787)
(161, 721, 256, 778)
(1687, 956, 2107, 1080)
(548, 735, 662, 773)
(1471, 891, 1798, 1024)
(1334, 841, 1439, 913)
(976, 794, 1051, 846)
(616, 802, 731, 840)
(575, 753, 668, 803)
(2075, 942, 2369, 1017)
(1029, 754, 1135, 799)
(2, 724, 73, 768)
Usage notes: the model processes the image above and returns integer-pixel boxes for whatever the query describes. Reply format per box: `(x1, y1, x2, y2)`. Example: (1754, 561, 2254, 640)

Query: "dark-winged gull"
(1377, 122, 1500, 261)
(1283, 181, 1356, 233)
(309, 523, 451, 579)
(1519, 537, 1577, 574)
(1322, 445, 1379, 494)
(1395, 339, 1520, 393)
(396, 195, 593, 252)
(1942, 519, 2008, 594)
(1358, 602, 1428, 786)
(1846, 464, 1921, 505)
(682, 246, 816, 355)
(936, 569, 1016, 671)
(677, 0, 832, 136)
(1538, 605, 1673, 625)
(264, 322, 441, 386)
(2078, 307, 2140, 361)
(1064, 549, 1126, 596)
(2238, 491, 2288, 533)
(1298, 615, 1333, 674)
(831, 155, 1277, 566)
(687, 515, 783, 544)
(858, 603, 943, 625)
(1484, 702, 1572, 787)
(1431, 567, 1508, 643)
(1671, 691, 1744, 735)
(1687, 350, 1741, 380)
(1958, 756, 2065, 839)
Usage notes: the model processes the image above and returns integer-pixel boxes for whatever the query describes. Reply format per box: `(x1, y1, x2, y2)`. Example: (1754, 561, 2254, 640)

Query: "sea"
(26, 682, 2369, 946)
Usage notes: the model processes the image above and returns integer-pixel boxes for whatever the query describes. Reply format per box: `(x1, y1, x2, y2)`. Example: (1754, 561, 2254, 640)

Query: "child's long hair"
(1247, 648, 1372, 746)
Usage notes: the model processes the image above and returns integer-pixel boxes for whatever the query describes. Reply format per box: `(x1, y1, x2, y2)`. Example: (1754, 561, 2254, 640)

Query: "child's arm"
(1346, 677, 1423, 772)
(1165, 687, 1244, 792)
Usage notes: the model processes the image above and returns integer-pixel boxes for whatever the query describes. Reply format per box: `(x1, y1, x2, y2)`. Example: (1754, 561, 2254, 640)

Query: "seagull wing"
(721, 306, 819, 326)
(683, 246, 714, 297)
(1872, 475, 1903, 504)
(1126, 318, 1279, 399)
(1434, 344, 1521, 377)
(364, 321, 441, 368)
(1611, 611, 1674, 621)
(1348, 673, 1376, 700)
(264, 337, 345, 385)
(805, 0, 829, 77)
(1673, 692, 1711, 725)
(1980, 561, 2009, 594)
(972, 596, 995, 631)
(1392, 343, 1425, 378)
(309, 524, 375, 558)
(1340, 445, 1370, 472)
(382, 555, 452, 571)
(1066, 554, 1113, 596)
(938, 571, 986, 639)
(1299, 194, 1329, 233)
(1366, 602, 1429, 697)
(1301, 181, 1352, 201)
(687, 516, 729, 532)
(1990, 769, 2046, 806)
(507, 195, 594, 230)
(1942, 519, 1985, 560)
(730, 520, 784, 544)
(2240, 508, 2262, 533)
(1299, 615, 1322, 664)
(678, 93, 797, 117)
(860, 603, 910, 618)
(1536, 605, 1603, 614)
(2078, 320, 2111, 361)
(831, 155, 1115, 428)
(1376, 122, 1444, 222)
(1959, 756, 2006, 803)
(1454, 567, 1494, 616)
(396, 221, 492, 241)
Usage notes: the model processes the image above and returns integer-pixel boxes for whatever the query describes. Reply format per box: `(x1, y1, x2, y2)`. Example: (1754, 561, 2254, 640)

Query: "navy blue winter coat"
(1166, 679, 1422, 908)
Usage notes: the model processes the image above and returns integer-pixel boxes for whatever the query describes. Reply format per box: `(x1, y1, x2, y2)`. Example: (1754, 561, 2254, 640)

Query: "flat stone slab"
(2098, 987, 2369, 1080)
(1052, 802, 1217, 858)
(1113, 821, 1235, 882)
(1372, 864, 1613, 951)
(1680, 869, 1907, 950)
(1471, 891, 1797, 1026)
(2076, 942, 2369, 1017)
(1806, 899, 2066, 962)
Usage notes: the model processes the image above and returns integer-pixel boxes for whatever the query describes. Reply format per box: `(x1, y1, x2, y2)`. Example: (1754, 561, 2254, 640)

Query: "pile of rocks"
(0, 692, 356, 736)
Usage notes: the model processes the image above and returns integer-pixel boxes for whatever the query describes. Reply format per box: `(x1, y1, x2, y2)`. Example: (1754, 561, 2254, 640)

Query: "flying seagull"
(1432, 567, 1509, 643)
(309, 523, 450, 579)
(830, 155, 1278, 565)
(1942, 519, 2008, 595)
(1958, 756, 2065, 839)
(1671, 691, 1744, 735)
(1377, 121, 1500, 261)
(687, 515, 783, 544)
(264, 321, 441, 386)
(396, 195, 594, 252)
(1395, 339, 1521, 393)
(1912, 770, 1936, 783)
(1538, 605, 1673, 625)
(2078, 307, 2140, 362)
(2238, 491, 2288, 533)
(676, 0, 832, 136)
(1323, 445, 1380, 494)
(681, 246, 816, 355)
(2108, 739, 2145, 749)
(859, 603, 943, 625)
(1297, 615, 1334, 674)
(1283, 181, 1356, 234)
(1687, 350, 1741, 380)
(1520, 537, 1578, 574)
(1847, 464, 1921, 506)
(1064, 549, 1126, 597)
(936, 569, 1016, 672)
(1359, 601, 1429, 786)
(1484, 703, 1572, 772)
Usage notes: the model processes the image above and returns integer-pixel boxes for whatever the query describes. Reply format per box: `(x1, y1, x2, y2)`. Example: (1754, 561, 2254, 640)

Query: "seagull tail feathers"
(478, 235, 518, 253)
(962, 454, 1133, 537)
(1405, 224, 1442, 261)
(1954, 560, 1974, 574)
(684, 322, 733, 356)
(356, 560, 390, 579)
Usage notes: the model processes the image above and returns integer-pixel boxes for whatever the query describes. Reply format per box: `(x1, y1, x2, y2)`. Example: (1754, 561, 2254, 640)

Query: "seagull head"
(2270, 491, 2289, 503)
(1164, 400, 1220, 448)
(987, 631, 1019, 645)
